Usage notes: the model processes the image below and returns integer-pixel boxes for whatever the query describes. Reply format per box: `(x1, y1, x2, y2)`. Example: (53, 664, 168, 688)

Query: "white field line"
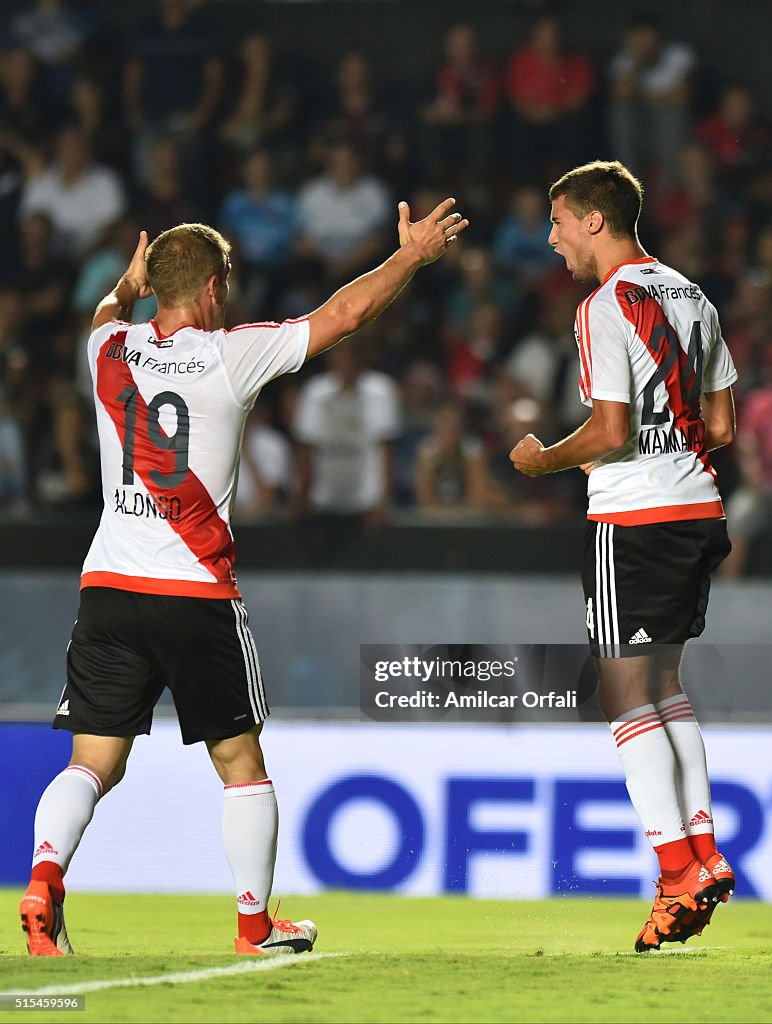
(2, 952, 347, 997)
(614, 946, 729, 956)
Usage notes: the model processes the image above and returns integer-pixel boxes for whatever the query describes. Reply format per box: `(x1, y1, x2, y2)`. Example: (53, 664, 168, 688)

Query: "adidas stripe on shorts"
(55, 587, 268, 744)
(581, 519, 731, 659)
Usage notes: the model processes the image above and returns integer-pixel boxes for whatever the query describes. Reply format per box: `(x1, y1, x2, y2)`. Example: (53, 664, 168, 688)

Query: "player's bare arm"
(305, 198, 469, 359)
(701, 386, 736, 452)
(91, 230, 152, 331)
(510, 399, 631, 477)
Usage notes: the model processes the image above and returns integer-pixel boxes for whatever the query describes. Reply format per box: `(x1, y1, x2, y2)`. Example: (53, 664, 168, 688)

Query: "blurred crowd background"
(0, 0, 771, 576)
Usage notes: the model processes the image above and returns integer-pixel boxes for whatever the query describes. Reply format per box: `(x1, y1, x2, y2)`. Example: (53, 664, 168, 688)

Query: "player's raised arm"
(304, 198, 468, 360)
(91, 230, 153, 331)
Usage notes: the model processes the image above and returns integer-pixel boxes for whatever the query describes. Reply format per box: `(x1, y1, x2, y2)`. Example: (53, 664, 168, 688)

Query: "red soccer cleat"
(20, 881, 73, 957)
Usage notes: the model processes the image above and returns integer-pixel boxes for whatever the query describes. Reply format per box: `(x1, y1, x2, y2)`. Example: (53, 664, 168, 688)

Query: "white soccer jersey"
(575, 256, 737, 525)
(81, 317, 309, 597)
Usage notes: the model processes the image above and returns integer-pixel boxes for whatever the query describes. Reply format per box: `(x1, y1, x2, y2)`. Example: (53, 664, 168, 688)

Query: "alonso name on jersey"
(574, 256, 737, 526)
(82, 317, 309, 598)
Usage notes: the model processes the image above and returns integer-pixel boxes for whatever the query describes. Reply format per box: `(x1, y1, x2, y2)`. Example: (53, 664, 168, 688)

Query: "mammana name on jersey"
(105, 342, 205, 375)
(114, 488, 182, 522)
(638, 423, 703, 455)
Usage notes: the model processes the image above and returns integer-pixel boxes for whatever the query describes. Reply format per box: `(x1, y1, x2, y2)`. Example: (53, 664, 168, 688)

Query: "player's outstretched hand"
(398, 198, 469, 266)
(510, 434, 550, 477)
(124, 230, 153, 299)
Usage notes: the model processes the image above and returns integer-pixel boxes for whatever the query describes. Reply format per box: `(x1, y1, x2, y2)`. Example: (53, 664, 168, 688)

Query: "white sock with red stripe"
(656, 692, 718, 864)
(222, 779, 278, 944)
(30, 765, 103, 903)
(610, 704, 693, 879)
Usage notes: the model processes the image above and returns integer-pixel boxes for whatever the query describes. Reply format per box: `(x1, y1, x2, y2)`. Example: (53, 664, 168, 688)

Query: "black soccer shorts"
(581, 518, 731, 659)
(54, 587, 269, 744)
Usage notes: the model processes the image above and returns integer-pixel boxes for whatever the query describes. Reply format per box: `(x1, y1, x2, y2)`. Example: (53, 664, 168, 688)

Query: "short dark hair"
(549, 160, 644, 239)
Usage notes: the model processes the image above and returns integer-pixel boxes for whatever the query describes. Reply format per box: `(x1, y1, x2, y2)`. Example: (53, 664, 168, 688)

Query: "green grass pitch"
(0, 891, 770, 1023)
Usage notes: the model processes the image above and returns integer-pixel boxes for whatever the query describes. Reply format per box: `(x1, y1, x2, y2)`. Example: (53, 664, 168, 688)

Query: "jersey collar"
(601, 255, 657, 285)
(150, 319, 202, 340)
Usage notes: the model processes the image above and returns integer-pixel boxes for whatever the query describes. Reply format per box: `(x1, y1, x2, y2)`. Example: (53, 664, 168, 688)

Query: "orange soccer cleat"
(19, 881, 74, 957)
(635, 860, 719, 952)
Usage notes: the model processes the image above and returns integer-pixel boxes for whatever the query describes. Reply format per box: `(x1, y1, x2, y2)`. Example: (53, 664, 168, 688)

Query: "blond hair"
(549, 160, 644, 239)
(146, 223, 231, 306)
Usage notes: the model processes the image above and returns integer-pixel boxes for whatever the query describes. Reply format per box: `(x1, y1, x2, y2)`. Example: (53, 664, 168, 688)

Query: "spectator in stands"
(608, 15, 695, 188)
(0, 288, 27, 402)
(493, 185, 559, 286)
(5, 1, 100, 76)
(394, 360, 443, 506)
(310, 50, 408, 191)
(445, 300, 503, 399)
(722, 384, 772, 578)
(0, 44, 52, 144)
(234, 403, 294, 520)
(415, 402, 490, 513)
(486, 390, 575, 522)
(653, 142, 740, 260)
(505, 13, 595, 179)
(41, 374, 96, 505)
(293, 343, 400, 527)
(504, 288, 586, 437)
(295, 140, 390, 285)
(696, 84, 770, 190)
(12, 211, 72, 378)
(19, 124, 126, 257)
(0, 136, 26, 277)
(219, 31, 300, 162)
(124, 0, 224, 201)
(72, 216, 156, 324)
(132, 136, 198, 242)
(420, 22, 499, 186)
(0, 383, 27, 511)
(0, 284, 41, 505)
(67, 72, 125, 171)
(754, 225, 772, 286)
(444, 245, 520, 337)
(219, 148, 297, 312)
(656, 219, 709, 293)
(722, 269, 772, 394)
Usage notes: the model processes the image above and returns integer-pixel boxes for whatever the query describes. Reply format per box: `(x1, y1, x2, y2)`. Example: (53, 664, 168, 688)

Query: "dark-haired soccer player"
(20, 200, 468, 956)
(511, 160, 736, 951)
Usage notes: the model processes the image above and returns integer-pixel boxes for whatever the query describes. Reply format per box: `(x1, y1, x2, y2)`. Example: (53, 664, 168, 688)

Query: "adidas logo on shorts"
(56, 699, 70, 716)
(629, 628, 652, 644)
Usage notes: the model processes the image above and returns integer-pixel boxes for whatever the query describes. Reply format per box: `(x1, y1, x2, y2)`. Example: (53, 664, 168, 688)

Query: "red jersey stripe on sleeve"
(573, 296, 593, 399)
(226, 317, 310, 333)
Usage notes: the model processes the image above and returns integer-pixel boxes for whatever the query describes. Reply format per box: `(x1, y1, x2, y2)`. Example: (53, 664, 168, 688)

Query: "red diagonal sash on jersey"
(96, 330, 236, 583)
(615, 281, 714, 477)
